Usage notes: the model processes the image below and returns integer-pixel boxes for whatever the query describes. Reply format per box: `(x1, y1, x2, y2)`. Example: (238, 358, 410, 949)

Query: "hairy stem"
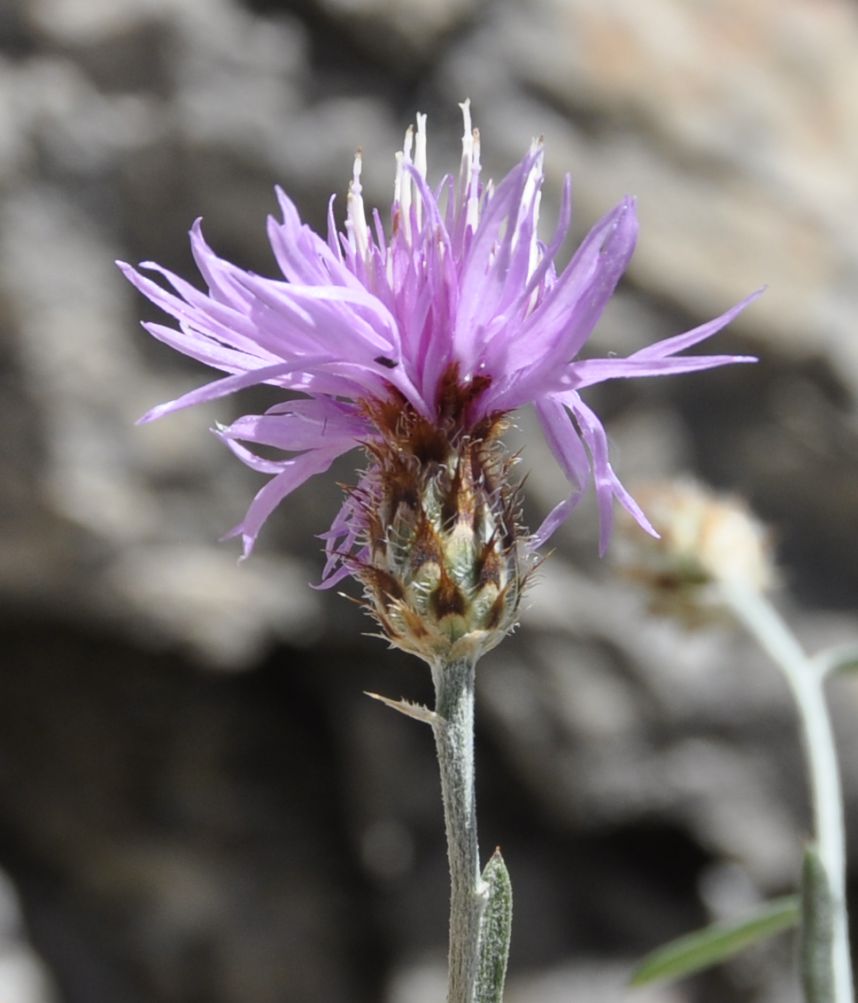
(432, 656, 487, 1003)
(722, 582, 853, 1003)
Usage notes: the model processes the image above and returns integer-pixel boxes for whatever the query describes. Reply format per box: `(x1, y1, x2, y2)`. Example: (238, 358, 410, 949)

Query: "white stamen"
(413, 113, 427, 231)
(414, 113, 428, 180)
(527, 189, 542, 310)
(459, 99, 473, 183)
(402, 121, 414, 162)
(518, 143, 542, 264)
(400, 124, 414, 232)
(393, 150, 404, 211)
(466, 127, 481, 232)
(347, 149, 369, 260)
(522, 141, 543, 215)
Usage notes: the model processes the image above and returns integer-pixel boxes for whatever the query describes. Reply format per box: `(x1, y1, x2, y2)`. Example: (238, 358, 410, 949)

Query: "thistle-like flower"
(119, 103, 759, 663)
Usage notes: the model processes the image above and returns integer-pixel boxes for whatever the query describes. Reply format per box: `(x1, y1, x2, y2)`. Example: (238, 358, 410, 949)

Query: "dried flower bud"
(347, 382, 531, 665)
(616, 479, 775, 621)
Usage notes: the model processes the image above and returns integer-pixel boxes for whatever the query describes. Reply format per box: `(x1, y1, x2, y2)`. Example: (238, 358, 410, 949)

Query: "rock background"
(0, 0, 857, 1000)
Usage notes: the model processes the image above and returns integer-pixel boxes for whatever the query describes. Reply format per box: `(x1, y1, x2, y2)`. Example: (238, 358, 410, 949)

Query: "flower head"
(120, 103, 758, 658)
(615, 478, 775, 624)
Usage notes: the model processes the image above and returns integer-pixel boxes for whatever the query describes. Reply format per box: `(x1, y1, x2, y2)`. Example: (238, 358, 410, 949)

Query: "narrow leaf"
(476, 848, 513, 1003)
(800, 845, 835, 1003)
(630, 896, 799, 987)
(364, 691, 438, 726)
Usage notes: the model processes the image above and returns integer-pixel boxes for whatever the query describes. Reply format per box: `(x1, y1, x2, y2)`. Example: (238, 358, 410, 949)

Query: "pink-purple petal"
(221, 408, 369, 453)
(482, 198, 639, 413)
(520, 196, 638, 361)
(630, 288, 765, 361)
(222, 445, 350, 559)
(142, 322, 258, 373)
(569, 395, 657, 554)
(531, 395, 591, 547)
(567, 353, 757, 390)
(454, 148, 543, 364)
(137, 358, 332, 424)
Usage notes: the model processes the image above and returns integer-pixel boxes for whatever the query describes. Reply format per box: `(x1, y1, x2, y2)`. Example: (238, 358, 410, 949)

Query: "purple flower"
(120, 103, 758, 588)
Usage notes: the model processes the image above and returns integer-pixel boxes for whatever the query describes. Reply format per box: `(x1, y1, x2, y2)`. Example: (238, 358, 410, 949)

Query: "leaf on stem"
(476, 848, 513, 1003)
(630, 895, 799, 987)
(364, 691, 439, 726)
(800, 844, 835, 1003)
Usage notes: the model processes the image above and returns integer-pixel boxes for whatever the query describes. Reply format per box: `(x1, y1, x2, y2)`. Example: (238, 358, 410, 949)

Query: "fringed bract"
(351, 370, 530, 664)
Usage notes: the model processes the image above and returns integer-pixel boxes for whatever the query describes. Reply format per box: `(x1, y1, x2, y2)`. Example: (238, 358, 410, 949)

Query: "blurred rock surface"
(0, 0, 856, 1000)
(0, 872, 57, 1003)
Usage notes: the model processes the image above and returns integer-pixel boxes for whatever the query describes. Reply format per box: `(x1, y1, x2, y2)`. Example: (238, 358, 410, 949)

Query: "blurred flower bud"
(616, 479, 775, 621)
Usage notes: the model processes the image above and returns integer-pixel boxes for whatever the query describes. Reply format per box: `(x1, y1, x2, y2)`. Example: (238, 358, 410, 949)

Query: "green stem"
(431, 656, 488, 1003)
(721, 582, 853, 1003)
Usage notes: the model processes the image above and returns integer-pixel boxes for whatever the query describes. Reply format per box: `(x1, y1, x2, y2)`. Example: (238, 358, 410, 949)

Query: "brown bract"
(349, 367, 532, 665)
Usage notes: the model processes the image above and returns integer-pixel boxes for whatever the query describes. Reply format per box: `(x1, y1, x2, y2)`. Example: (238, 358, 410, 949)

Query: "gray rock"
(0, 0, 856, 1000)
